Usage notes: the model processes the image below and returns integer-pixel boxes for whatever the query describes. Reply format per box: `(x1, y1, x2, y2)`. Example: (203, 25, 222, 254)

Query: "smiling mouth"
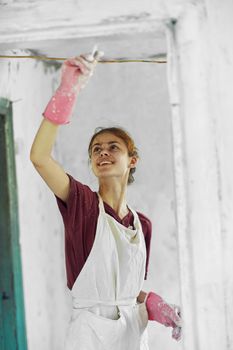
(98, 161, 113, 167)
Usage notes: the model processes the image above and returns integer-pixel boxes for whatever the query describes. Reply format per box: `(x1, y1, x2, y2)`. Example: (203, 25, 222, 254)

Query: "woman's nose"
(100, 149, 109, 156)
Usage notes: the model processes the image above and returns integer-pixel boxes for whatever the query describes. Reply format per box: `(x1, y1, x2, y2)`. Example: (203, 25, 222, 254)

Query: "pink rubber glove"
(145, 291, 182, 341)
(43, 46, 104, 125)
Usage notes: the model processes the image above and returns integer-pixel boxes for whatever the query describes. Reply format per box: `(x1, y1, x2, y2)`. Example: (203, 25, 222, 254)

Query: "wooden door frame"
(0, 98, 27, 350)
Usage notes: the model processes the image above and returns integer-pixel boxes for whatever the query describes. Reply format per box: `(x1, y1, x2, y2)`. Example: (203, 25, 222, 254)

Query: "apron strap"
(96, 192, 105, 213)
(73, 297, 137, 309)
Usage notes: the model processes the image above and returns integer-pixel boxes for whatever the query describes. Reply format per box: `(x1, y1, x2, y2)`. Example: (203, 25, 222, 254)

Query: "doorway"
(0, 97, 27, 350)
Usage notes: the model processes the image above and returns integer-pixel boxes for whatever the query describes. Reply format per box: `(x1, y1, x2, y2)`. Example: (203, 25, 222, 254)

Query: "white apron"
(64, 193, 149, 350)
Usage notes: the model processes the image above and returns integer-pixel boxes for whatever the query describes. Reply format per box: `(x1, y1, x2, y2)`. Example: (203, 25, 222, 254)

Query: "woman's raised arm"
(30, 118, 70, 203)
(30, 48, 104, 203)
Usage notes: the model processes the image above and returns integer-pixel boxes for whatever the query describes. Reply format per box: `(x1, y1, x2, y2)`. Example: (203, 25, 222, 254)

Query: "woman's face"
(90, 132, 137, 184)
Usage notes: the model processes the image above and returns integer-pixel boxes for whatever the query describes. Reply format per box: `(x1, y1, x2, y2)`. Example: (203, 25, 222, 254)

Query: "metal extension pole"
(0, 55, 166, 63)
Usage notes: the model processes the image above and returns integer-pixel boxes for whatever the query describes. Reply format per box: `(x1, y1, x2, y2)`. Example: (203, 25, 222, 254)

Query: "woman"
(30, 48, 182, 350)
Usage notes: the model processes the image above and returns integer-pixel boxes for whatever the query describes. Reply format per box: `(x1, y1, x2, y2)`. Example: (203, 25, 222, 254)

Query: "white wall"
(0, 35, 180, 350)
(0, 58, 71, 349)
(166, 1, 233, 349)
(2, 0, 233, 349)
(204, 1, 233, 348)
(56, 34, 181, 350)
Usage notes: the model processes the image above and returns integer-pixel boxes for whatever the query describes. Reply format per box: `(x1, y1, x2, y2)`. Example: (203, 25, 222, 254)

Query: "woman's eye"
(110, 145, 118, 150)
(93, 147, 100, 153)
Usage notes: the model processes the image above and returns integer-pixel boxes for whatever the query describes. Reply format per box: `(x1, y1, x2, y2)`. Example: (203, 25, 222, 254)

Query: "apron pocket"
(66, 309, 123, 350)
(83, 308, 123, 348)
(85, 306, 121, 322)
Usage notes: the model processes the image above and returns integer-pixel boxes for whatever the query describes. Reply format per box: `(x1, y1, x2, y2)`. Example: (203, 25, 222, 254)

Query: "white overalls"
(64, 193, 149, 350)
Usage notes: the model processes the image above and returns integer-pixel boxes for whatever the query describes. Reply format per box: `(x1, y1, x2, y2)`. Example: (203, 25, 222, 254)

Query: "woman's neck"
(98, 180, 129, 219)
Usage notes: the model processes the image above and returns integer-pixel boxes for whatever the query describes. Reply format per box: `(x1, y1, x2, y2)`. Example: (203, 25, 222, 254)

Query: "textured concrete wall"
(0, 58, 72, 349)
(0, 37, 180, 350)
(1, 0, 233, 349)
(203, 2, 233, 347)
(55, 35, 181, 350)
(0, 0, 187, 43)
(166, 1, 233, 349)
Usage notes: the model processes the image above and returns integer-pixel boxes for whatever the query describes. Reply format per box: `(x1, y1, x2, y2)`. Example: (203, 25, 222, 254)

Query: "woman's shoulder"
(57, 173, 98, 212)
(136, 211, 152, 235)
(136, 211, 152, 224)
(67, 173, 96, 198)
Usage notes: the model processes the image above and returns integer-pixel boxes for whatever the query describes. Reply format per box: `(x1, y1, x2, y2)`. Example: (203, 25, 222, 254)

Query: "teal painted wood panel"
(0, 98, 27, 350)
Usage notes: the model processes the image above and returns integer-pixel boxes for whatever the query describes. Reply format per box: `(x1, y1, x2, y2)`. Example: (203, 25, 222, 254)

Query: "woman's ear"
(129, 156, 138, 168)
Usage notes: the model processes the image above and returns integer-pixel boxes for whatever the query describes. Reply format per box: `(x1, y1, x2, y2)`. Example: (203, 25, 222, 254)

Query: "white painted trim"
(166, 20, 197, 350)
(166, 3, 229, 349)
(0, 17, 164, 44)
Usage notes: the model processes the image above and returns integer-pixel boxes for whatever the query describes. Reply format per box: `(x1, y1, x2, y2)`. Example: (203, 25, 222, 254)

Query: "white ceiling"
(0, 0, 189, 59)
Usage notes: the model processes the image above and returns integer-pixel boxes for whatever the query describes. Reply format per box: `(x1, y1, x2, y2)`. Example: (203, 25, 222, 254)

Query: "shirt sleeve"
(54, 173, 77, 230)
(54, 173, 95, 237)
(137, 212, 152, 280)
(144, 219, 152, 280)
